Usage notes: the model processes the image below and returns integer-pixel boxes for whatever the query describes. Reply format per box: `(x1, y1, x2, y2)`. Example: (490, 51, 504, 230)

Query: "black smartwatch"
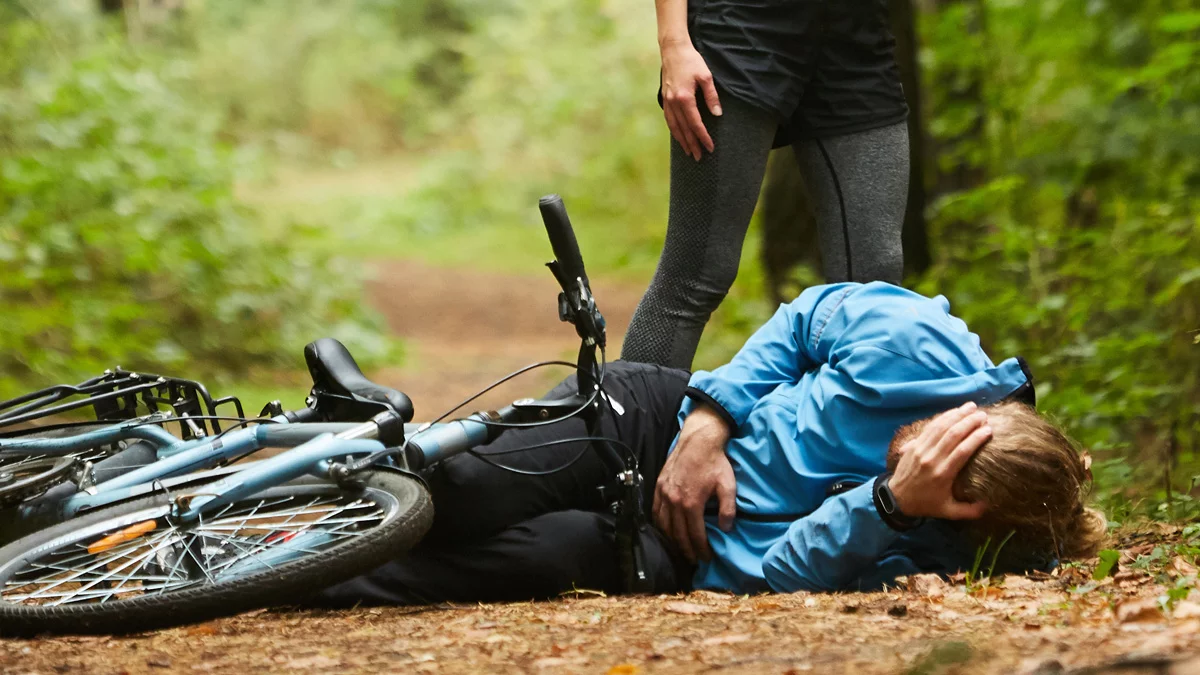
(872, 473, 924, 532)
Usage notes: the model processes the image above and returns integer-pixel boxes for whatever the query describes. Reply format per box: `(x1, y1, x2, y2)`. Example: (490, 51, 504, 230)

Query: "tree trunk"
(757, 0, 931, 299)
(890, 0, 930, 276)
(758, 149, 820, 305)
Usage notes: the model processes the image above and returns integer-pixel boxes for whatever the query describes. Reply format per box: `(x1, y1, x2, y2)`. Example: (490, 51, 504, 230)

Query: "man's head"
(887, 401, 1106, 560)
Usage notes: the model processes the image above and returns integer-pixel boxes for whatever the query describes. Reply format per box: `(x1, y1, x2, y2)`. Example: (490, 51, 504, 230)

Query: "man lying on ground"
(313, 282, 1105, 605)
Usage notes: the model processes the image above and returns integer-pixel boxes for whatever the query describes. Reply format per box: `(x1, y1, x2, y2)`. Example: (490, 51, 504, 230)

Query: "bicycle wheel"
(0, 424, 123, 508)
(0, 456, 77, 509)
(0, 470, 432, 636)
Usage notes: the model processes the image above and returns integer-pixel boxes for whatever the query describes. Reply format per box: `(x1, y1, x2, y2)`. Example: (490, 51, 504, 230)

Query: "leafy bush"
(0, 41, 393, 392)
(380, 0, 669, 251)
(158, 0, 489, 155)
(917, 0, 1200, 502)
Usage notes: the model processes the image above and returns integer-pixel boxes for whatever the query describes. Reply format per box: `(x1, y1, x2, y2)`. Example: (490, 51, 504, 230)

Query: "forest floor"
(3, 259, 1200, 675)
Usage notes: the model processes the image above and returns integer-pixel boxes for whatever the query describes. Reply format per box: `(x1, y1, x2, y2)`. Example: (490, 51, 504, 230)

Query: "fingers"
(682, 97, 714, 155)
(652, 480, 668, 532)
(676, 107, 702, 161)
(671, 508, 696, 563)
(663, 91, 708, 160)
(933, 411, 988, 460)
(686, 504, 712, 562)
(715, 474, 736, 533)
(699, 74, 722, 117)
(939, 423, 992, 478)
(917, 402, 977, 448)
(663, 106, 689, 158)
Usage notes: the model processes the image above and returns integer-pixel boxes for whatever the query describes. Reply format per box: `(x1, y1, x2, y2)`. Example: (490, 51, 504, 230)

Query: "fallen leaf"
(186, 623, 217, 636)
(1171, 557, 1198, 577)
(1113, 570, 1145, 583)
(1003, 575, 1036, 590)
(970, 585, 1004, 599)
(689, 590, 733, 602)
(908, 573, 948, 597)
(606, 664, 640, 675)
(1120, 544, 1155, 565)
(1173, 619, 1200, 636)
(283, 655, 341, 669)
(1173, 600, 1200, 620)
(664, 601, 714, 615)
(701, 633, 751, 646)
(1115, 598, 1163, 624)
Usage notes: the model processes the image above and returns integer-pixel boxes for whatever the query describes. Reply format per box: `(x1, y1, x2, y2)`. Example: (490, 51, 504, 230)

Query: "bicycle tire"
(0, 423, 126, 509)
(0, 457, 77, 509)
(0, 470, 432, 636)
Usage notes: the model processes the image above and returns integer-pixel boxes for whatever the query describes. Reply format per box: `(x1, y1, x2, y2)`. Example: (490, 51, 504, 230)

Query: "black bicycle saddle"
(303, 338, 414, 423)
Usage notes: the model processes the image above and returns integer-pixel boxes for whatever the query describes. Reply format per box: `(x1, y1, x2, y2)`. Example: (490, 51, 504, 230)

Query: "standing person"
(620, 0, 912, 370)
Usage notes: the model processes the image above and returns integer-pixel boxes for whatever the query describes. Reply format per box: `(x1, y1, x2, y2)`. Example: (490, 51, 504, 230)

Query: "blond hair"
(952, 401, 1107, 560)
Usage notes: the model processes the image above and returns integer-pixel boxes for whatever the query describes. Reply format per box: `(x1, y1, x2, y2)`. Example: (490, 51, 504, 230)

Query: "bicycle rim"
(0, 471, 432, 635)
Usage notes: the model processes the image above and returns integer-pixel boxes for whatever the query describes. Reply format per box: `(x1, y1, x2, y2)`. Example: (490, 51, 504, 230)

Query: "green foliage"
(917, 0, 1200, 508)
(0, 31, 393, 391)
(965, 531, 1015, 589)
(156, 0, 491, 155)
(1093, 549, 1121, 580)
(366, 0, 669, 255)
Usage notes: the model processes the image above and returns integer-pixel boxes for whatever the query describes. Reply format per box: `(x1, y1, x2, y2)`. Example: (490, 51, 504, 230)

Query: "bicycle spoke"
(0, 484, 400, 608)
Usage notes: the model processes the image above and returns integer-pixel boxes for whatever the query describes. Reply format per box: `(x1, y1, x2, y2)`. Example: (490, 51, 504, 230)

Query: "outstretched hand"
(889, 402, 991, 520)
(653, 403, 735, 562)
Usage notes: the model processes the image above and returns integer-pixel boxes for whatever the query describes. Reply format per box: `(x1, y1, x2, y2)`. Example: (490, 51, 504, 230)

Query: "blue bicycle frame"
(1, 411, 496, 524)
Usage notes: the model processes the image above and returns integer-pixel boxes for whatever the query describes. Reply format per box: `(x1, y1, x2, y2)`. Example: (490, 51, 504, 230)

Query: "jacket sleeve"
(686, 283, 859, 429)
(761, 482, 917, 593)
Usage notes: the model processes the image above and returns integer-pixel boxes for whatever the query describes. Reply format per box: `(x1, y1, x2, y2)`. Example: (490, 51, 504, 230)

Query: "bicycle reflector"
(87, 520, 157, 555)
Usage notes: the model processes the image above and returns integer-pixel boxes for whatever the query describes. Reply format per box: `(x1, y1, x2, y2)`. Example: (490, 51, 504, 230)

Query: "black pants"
(312, 361, 693, 607)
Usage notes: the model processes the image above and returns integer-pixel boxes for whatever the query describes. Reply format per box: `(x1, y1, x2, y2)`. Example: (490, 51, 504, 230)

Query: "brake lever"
(548, 264, 607, 349)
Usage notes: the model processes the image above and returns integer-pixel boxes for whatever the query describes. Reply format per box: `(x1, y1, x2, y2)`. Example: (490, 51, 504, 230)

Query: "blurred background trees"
(0, 0, 1197, 516)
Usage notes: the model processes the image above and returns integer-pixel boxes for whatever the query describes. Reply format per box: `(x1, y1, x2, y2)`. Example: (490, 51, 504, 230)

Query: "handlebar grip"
(539, 194, 589, 288)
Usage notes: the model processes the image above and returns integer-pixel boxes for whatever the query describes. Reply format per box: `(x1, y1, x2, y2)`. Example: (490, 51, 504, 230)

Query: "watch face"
(879, 487, 898, 515)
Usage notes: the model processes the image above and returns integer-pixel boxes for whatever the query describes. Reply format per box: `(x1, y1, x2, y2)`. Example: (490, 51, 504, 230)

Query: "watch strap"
(872, 473, 924, 532)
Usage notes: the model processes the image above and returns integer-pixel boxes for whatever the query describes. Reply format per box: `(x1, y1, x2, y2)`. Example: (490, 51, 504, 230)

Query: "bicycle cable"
(466, 434, 637, 477)
(0, 415, 274, 442)
(342, 359, 581, 474)
(467, 345, 605, 431)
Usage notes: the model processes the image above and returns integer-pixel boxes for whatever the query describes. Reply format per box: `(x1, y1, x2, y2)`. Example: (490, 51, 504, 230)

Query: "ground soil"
(3, 260, 1199, 675)
(363, 258, 645, 416)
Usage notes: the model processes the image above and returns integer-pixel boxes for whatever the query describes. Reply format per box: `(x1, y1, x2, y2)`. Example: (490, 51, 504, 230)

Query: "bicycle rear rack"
(0, 369, 244, 440)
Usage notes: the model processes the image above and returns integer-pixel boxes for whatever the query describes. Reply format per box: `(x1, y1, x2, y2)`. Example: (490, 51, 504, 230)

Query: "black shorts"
(682, 0, 908, 146)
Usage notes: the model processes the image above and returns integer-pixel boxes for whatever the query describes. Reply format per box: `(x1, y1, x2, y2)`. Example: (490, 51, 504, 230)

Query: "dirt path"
(364, 258, 646, 416)
(4, 541, 1200, 675)
(4, 262, 1200, 674)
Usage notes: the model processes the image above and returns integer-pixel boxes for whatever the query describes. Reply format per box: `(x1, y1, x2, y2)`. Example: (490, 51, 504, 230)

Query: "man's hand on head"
(888, 402, 991, 520)
(653, 403, 735, 563)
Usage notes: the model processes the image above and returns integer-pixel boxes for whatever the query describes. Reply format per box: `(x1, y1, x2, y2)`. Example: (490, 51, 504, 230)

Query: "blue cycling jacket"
(673, 282, 1033, 594)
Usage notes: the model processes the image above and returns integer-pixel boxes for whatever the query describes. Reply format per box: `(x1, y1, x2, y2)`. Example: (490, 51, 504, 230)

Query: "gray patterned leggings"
(620, 93, 909, 370)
